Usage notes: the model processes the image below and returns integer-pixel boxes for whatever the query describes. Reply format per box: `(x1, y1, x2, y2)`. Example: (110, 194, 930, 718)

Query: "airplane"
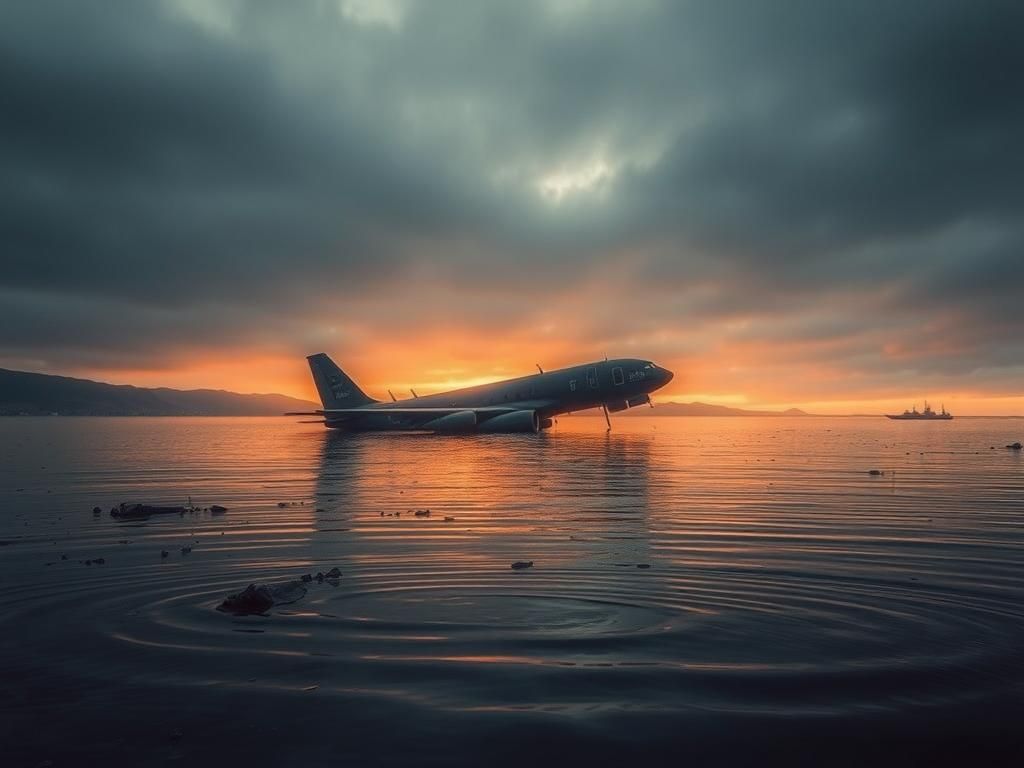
(287, 353, 674, 433)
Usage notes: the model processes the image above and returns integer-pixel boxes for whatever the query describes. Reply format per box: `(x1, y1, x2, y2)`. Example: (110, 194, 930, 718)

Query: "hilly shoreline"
(0, 368, 318, 416)
(634, 402, 812, 417)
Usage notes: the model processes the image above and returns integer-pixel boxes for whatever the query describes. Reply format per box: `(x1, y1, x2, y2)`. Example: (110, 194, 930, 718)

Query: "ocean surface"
(1, 416, 1022, 767)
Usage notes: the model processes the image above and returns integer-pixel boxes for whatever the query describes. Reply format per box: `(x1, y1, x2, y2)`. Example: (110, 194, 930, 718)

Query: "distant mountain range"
(627, 401, 811, 417)
(0, 368, 319, 416)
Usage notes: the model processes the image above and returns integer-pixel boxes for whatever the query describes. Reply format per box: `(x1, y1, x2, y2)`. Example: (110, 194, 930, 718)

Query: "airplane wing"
(285, 407, 526, 416)
(285, 404, 555, 431)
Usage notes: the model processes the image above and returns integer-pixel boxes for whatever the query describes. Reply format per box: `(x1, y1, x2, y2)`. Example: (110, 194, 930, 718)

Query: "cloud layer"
(2, 1, 1022, 411)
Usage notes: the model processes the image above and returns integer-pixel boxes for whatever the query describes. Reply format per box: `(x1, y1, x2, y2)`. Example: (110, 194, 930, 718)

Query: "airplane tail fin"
(307, 353, 378, 408)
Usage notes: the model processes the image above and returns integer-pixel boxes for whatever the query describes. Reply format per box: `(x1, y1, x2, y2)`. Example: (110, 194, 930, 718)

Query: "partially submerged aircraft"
(288, 353, 674, 433)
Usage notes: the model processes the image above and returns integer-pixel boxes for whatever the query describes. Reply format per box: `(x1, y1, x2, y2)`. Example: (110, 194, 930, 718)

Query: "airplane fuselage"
(384, 358, 665, 413)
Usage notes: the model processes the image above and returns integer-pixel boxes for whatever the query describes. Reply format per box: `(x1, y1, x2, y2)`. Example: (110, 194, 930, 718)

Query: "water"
(1, 416, 1022, 766)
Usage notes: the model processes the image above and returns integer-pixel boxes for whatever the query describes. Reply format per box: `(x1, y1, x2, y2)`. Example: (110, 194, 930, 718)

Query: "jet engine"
(422, 410, 477, 433)
(479, 410, 539, 433)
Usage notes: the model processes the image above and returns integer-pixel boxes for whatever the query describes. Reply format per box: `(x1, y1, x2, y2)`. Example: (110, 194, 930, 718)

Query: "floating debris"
(1007, 442, 1022, 450)
(300, 573, 313, 583)
(511, 561, 534, 570)
(217, 581, 307, 616)
(444, 516, 456, 522)
(219, 584, 274, 615)
(84, 557, 105, 566)
(210, 504, 228, 514)
(161, 550, 169, 558)
(92, 506, 102, 515)
(110, 503, 188, 520)
(867, 469, 884, 476)
(277, 502, 289, 508)
(414, 509, 431, 517)
(180, 546, 192, 555)
(636, 564, 652, 569)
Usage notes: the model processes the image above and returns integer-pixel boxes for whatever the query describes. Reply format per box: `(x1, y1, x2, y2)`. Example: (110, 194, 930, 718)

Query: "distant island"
(0, 368, 319, 416)
(626, 402, 811, 417)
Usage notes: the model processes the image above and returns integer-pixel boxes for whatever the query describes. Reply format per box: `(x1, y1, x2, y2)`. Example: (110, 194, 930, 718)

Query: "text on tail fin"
(307, 353, 377, 408)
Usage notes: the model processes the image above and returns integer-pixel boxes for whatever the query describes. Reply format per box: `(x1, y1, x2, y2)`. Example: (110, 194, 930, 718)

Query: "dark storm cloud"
(1, 0, 1021, 388)
(627, 2, 1024, 259)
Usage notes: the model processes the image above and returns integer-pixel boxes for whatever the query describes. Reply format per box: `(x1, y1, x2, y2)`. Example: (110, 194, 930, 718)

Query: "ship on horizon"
(886, 401, 953, 420)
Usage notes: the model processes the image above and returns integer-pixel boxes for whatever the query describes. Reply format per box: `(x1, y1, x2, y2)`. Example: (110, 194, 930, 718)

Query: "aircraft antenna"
(388, 389, 397, 402)
(536, 364, 543, 374)
(410, 388, 418, 399)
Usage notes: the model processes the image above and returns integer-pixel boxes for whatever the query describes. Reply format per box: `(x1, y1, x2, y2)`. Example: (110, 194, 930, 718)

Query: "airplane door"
(587, 366, 599, 389)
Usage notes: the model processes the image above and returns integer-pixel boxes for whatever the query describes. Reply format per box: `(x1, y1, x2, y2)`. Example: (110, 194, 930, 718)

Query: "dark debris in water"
(300, 567, 342, 585)
(217, 583, 304, 616)
(511, 561, 534, 570)
(110, 503, 188, 520)
(219, 567, 342, 615)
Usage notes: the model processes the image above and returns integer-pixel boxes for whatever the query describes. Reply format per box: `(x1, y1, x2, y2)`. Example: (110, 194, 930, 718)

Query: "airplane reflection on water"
(307, 427, 658, 575)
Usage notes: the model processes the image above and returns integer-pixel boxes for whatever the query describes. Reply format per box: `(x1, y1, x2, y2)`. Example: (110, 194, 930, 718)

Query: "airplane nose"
(663, 368, 674, 385)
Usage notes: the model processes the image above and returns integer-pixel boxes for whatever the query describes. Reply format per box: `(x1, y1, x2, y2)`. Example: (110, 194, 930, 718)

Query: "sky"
(2, 0, 1022, 414)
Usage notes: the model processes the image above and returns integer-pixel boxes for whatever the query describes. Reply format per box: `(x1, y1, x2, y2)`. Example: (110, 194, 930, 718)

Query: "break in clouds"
(1, 0, 1022, 404)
